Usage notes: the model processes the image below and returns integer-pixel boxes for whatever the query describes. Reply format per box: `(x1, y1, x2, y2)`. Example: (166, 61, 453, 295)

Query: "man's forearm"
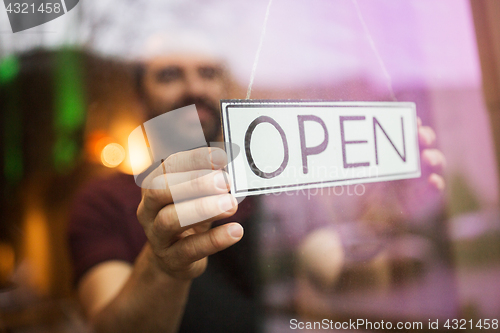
(90, 244, 192, 333)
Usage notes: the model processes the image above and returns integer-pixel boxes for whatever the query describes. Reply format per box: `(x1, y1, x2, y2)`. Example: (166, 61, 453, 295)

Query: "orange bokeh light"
(101, 143, 126, 168)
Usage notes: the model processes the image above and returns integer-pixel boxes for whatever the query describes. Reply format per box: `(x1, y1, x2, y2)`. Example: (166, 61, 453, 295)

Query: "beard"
(171, 96, 221, 142)
(147, 96, 221, 143)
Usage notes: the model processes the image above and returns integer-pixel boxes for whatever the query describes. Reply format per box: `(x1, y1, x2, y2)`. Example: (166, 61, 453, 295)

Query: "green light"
(52, 50, 86, 173)
(2, 56, 23, 185)
(4, 126, 23, 185)
(0, 55, 20, 84)
(54, 50, 85, 132)
(53, 137, 77, 172)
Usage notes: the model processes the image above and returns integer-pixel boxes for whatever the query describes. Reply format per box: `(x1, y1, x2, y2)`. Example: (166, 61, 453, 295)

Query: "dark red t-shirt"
(68, 172, 260, 333)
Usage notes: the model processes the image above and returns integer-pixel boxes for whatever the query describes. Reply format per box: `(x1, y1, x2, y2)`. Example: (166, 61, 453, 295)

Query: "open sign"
(220, 100, 420, 197)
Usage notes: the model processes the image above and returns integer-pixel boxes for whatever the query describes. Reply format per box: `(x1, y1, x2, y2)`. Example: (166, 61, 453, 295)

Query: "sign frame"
(220, 100, 421, 197)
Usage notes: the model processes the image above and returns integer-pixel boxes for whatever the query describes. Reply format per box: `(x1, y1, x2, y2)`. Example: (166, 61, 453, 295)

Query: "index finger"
(164, 147, 227, 173)
(140, 147, 228, 189)
(418, 126, 436, 149)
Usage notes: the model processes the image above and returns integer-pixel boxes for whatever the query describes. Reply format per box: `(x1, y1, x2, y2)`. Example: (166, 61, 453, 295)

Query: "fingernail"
(218, 195, 234, 212)
(209, 149, 227, 169)
(214, 172, 228, 191)
(423, 150, 438, 166)
(228, 224, 243, 239)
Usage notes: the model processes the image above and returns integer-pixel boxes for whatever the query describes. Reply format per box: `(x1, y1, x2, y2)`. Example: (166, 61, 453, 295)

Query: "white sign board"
(220, 100, 420, 197)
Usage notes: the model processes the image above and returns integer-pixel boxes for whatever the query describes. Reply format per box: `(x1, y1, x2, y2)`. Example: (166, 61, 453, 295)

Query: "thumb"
(168, 223, 244, 269)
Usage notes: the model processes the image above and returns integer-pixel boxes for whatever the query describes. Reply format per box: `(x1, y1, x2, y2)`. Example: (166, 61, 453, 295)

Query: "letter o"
(245, 116, 289, 179)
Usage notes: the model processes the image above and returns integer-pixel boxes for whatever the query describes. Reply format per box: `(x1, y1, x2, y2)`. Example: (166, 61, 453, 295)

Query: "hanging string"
(351, 0, 397, 101)
(246, 0, 273, 100)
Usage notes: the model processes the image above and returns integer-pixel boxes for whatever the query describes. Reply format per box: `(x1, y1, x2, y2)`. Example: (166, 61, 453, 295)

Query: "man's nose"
(185, 73, 207, 97)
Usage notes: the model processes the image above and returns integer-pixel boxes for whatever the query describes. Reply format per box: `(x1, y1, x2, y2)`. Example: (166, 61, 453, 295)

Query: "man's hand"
(361, 119, 447, 223)
(398, 118, 446, 220)
(137, 147, 242, 280)
(418, 118, 446, 191)
(76, 147, 242, 333)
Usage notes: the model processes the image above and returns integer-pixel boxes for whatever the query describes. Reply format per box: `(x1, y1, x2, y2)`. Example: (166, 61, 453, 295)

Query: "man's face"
(142, 54, 227, 142)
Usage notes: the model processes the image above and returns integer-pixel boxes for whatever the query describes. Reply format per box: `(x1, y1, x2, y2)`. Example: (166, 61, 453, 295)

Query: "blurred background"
(1, 0, 500, 331)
